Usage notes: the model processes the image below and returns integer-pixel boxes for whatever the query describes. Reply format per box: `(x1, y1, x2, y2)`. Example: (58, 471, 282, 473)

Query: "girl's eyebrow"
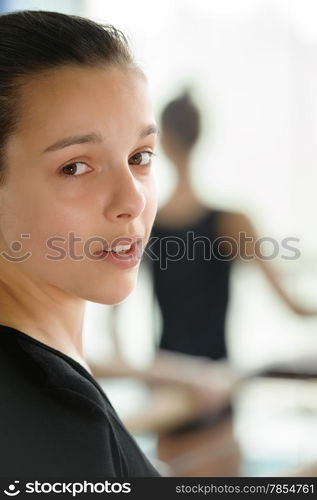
(141, 124, 159, 138)
(43, 132, 103, 153)
(42, 124, 158, 154)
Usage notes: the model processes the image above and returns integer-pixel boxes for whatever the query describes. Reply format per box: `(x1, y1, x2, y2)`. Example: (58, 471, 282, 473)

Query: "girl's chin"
(84, 280, 136, 306)
(102, 293, 132, 306)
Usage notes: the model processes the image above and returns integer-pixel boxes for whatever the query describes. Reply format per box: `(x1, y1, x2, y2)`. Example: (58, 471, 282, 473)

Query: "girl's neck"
(0, 267, 89, 371)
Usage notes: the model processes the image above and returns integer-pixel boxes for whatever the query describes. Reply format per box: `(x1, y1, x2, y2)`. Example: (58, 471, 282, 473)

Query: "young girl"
(0, 10, 159, 476)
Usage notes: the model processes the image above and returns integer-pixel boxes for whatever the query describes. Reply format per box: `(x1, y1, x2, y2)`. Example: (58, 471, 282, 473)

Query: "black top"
(149, 210, 232, 360)
(0, 324, 160, 477)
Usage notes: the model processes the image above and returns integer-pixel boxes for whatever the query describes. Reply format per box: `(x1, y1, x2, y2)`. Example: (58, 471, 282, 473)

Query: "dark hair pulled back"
(0, 10, 135, 184)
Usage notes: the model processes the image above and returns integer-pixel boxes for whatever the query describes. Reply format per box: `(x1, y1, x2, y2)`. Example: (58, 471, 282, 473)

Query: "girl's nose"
(104, 165, 146, 222)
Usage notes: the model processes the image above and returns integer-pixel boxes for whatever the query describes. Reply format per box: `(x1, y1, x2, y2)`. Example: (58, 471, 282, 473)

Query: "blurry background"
(2, 0, 317, 476)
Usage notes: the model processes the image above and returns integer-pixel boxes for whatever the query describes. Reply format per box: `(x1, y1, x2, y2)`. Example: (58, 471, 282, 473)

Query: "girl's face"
(0, 65, 158, 304)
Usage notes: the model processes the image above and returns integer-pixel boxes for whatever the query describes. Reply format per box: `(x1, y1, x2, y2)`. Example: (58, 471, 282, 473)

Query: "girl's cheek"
(148, 182, 158, 219)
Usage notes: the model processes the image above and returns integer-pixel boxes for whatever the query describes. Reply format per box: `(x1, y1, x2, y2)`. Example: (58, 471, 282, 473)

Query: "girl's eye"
(129, 151, 155, 167)
(59, 162, 91, 178)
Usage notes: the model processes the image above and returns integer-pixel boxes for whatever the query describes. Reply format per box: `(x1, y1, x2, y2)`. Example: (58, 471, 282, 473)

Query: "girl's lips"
(94, 240, 142, 269)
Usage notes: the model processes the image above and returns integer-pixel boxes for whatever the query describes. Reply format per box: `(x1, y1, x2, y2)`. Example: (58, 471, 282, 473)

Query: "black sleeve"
(1, 386, 121, 477)
(0, 333, 160, 478)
